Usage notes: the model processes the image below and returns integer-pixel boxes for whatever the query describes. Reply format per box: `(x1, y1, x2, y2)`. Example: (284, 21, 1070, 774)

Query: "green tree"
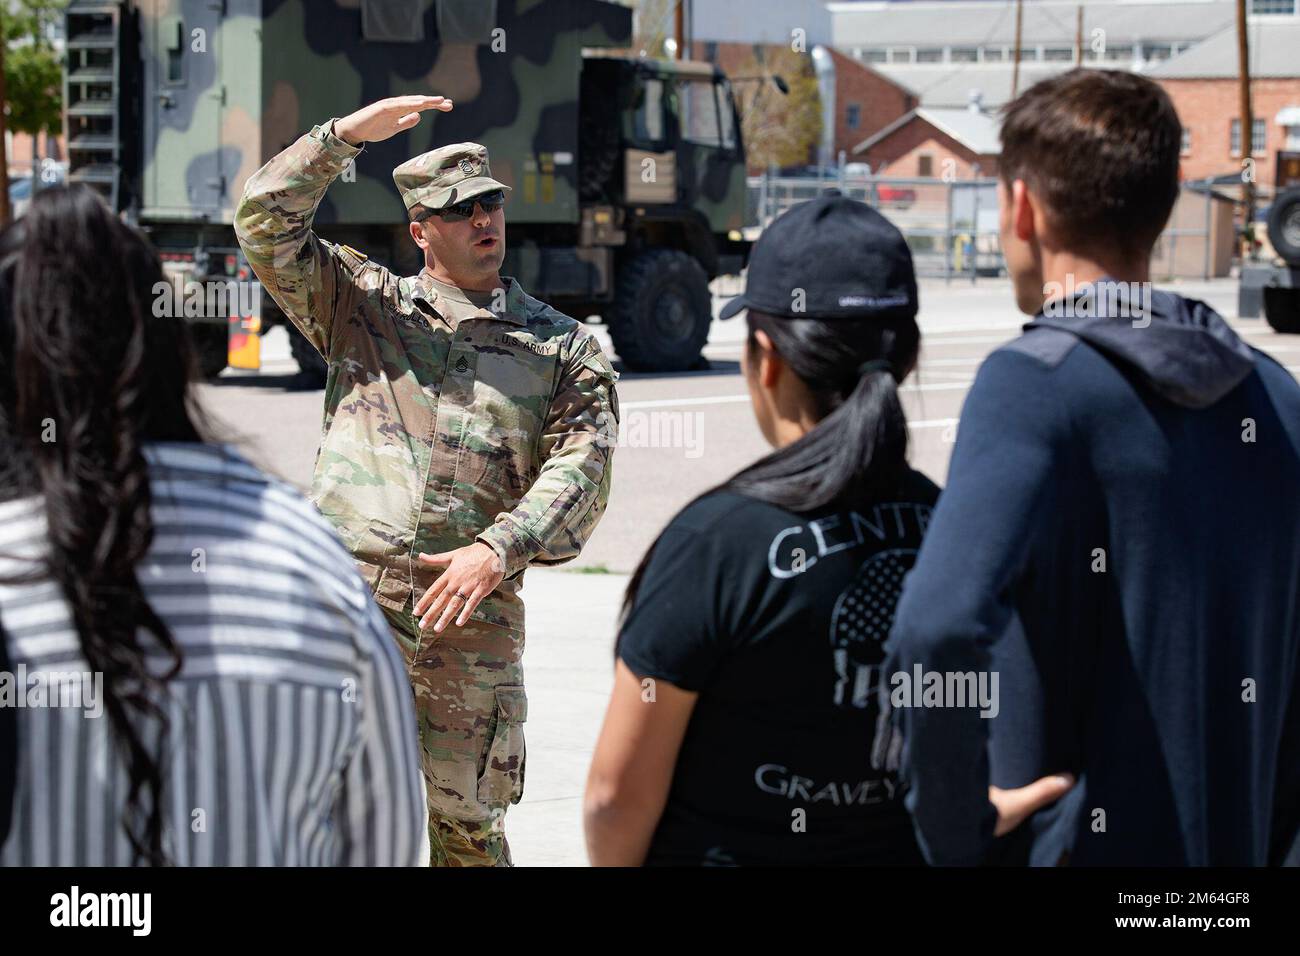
(1, 0, 66, 223)
(5, 0, 65, 138)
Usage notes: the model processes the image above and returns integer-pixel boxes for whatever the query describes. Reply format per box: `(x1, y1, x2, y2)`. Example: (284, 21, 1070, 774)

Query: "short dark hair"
(999, 69, 1182, 258)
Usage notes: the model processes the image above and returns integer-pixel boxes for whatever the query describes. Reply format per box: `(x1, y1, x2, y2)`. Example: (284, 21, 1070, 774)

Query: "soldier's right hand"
(334, 96, 453, 147)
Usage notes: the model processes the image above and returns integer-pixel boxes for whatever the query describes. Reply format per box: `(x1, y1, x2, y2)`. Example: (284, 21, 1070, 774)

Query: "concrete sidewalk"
(508, 567, 630, 866)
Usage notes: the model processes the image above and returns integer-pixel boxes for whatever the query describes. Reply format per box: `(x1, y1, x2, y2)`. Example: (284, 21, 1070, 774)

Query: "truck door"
(670, 73, 745, 234)
(144, 0, 227, 218)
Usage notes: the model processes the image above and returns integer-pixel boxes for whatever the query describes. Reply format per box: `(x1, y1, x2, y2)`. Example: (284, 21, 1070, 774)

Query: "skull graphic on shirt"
(829, 548, 917, 710)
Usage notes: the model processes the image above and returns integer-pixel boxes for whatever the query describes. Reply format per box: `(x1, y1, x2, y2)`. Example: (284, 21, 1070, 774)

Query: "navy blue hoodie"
(886, 284, 1300, 866)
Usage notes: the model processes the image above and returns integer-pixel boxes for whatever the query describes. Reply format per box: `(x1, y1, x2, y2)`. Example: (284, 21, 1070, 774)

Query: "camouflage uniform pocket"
(476, 684, 527, 809)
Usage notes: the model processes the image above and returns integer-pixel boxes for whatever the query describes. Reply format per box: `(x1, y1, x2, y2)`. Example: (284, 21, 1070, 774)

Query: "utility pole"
(1011, 0, 1024, 98)
(1076, 5, 1084, 65)
(1236, 0, 1255, 252)
(675, 0, 685, 60)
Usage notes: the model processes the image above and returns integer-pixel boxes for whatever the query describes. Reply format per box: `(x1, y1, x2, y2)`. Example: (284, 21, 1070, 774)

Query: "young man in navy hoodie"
(885, 69, 1300, 866)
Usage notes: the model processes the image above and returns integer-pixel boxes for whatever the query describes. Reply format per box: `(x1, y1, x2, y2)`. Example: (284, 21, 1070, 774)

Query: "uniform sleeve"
(234, 120, 372, 357)
(616, 523, 728, 692)
(884, 349, 1067, 866)
(336, 596, 429, 867)
(475, 329, 619, 577)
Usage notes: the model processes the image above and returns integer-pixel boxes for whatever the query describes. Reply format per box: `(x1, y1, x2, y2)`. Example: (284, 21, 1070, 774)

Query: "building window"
(1014, 47, 1040, 62)
(981, 47, 1004, 62)
(704, 41, 718, 63)
(1249, 0, 1295, 14)
(918, 154, 934, 177)
(888, 47, 915, 64)
(916, 47, 944, 63)
(863, 48, 887, 63)
(1103, 43, 1134, 62)
(1144, 43, 1173, 62)
(846, 104, 861, 129)
(1043, 47, 1074, 61)
(1181, 127, 1192, 156)
(950, 46, 979, 62)
(1231, 118, 1267, 155)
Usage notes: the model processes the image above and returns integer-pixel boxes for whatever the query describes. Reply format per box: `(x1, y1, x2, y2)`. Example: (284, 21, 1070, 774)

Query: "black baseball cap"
(720, 190, 918, 322)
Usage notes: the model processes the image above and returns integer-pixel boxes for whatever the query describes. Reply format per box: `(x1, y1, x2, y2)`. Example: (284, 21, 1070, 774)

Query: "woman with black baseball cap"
(585, 193, 937, 865)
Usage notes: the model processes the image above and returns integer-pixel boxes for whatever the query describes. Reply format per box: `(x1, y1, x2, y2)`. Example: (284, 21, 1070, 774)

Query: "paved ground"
(196, 277, 1300, 865)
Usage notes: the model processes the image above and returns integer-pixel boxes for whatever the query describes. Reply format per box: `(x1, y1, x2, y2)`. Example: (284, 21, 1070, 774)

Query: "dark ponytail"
(0, 185, 209, 864)
(622, 308, 920, 617)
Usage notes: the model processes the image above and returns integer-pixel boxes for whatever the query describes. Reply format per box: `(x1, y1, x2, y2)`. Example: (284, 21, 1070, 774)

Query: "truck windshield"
(679, 78, 721, 148)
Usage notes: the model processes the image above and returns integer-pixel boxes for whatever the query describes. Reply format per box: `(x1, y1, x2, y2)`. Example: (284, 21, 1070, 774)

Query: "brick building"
(824, 47, 918, 164)
(853, 102, 1000, 177)
(1150, 20, 1300, 191)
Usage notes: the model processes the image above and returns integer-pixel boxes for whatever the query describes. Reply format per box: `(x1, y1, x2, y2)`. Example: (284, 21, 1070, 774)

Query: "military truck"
(63, 0, 752, 378)
(1239, 183, 1300, 335)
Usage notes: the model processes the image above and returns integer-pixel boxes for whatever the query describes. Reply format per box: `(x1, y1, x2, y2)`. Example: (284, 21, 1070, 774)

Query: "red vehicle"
(876, 185, 917, 208)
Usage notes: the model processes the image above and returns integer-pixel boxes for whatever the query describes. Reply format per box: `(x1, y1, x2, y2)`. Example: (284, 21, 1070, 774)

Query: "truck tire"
(190, 325, 228, 379)
(1267, 187, 1300, 267)
(289, 325, 329, 386)
(609, 250, 711, 372)
(1263, 286, 1300, 334)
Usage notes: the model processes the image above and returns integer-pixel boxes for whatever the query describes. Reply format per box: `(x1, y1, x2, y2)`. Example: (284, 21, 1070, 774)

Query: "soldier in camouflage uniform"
(234, 96, 619, 866)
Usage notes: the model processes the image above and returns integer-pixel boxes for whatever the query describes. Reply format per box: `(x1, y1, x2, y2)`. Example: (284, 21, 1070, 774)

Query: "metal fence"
(746, 173, 1228, 283)
(748, 173, 1003, 281)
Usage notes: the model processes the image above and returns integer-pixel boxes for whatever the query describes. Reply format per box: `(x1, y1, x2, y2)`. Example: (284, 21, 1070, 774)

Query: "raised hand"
(334, 95, 453, 147)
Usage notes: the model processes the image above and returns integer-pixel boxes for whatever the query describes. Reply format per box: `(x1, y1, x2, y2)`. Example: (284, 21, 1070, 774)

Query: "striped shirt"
(0, 443, 427, 866)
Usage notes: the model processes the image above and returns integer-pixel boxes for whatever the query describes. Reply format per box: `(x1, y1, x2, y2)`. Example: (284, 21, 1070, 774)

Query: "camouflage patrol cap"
(393, 142, 510, 212)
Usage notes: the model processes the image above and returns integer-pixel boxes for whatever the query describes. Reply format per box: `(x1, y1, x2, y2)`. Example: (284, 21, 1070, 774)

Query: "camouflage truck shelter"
(64, 0, 753, 375)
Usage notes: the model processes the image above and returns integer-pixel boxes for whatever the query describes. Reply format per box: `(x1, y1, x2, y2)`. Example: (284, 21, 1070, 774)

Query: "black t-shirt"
(617, 470, 940, 866)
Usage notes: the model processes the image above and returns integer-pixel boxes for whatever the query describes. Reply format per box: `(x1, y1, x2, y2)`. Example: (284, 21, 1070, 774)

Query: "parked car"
(876, 184, 917, 208)
(778, 164, 844, 179)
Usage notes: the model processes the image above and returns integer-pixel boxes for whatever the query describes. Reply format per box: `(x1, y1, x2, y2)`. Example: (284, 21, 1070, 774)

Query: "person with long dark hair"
(0, 185, 426, 866)
(584, 195, 929, 865)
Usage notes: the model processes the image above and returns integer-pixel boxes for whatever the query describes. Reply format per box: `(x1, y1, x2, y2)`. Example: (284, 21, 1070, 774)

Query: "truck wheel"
(1263, 287, 1300, 334)
(1266, 187, 1300, 266)
(190, 325, 228, 379)
(289, 326, 329, 386)
(610, 250, 711, 372)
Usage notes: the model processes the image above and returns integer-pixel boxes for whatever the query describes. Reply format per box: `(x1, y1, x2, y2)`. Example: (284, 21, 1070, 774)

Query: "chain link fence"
(748, 172, 1003, 281)
(744, 173, 1230, 284)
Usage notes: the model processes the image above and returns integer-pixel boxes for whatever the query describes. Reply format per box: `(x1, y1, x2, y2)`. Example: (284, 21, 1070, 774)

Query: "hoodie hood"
(1027, 282, 1255, 409)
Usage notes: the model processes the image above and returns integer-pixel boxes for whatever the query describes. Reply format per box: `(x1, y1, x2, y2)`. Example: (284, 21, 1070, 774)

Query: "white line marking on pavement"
(621, 395, 750, 410)
(622, 380, 976, 411)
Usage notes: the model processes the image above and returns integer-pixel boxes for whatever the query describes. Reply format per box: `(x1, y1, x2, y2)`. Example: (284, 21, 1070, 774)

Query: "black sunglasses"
(419, 190, 507, 223)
